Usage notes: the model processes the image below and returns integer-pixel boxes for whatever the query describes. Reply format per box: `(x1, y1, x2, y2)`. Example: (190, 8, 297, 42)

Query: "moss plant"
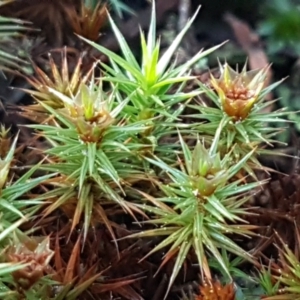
(124, 134, 265, 298)
(27, 78, 150, 243)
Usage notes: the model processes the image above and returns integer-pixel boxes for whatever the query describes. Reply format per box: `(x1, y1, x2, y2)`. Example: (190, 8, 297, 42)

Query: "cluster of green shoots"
(0, 1, 298, 299)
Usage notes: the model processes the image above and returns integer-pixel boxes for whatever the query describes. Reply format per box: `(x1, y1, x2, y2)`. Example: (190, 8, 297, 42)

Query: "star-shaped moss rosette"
(123, 134, 266, 299)
(28, 79, 151, 242)
(190, 62, 289, 177)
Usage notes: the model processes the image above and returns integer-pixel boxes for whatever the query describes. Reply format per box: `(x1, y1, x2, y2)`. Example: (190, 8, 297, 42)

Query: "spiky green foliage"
(190, 62, 289, 176)
(208, 248, 249, 282)
(28, 78, 151, 242)
(24, 2, 224, 245)
(257, 264, 280, 298)
(0, 128, 55, 299)
(80, 2, 223, 161)
(261, 236, 300, 300)
(0, 129, 53, 298)
(0, 130, 53, 236)
(0, 1, 293, 299)
(107, 0, 135, 17)
(124, 134, 266, 298)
